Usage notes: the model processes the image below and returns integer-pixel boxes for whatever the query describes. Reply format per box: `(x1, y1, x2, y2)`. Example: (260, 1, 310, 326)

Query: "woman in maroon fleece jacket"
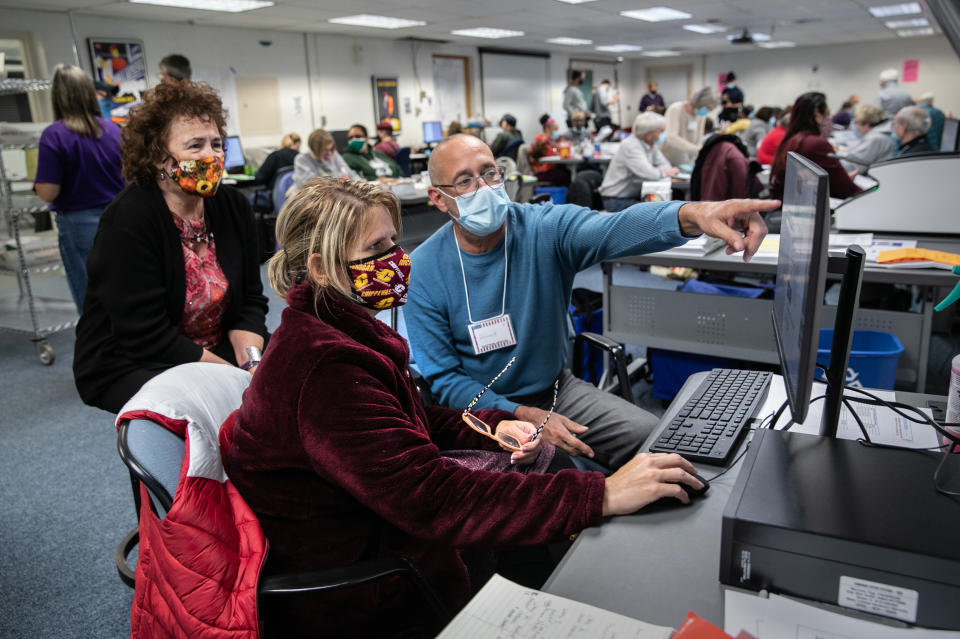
(770, 92, 861, 201)
(221, 178, 701, 637)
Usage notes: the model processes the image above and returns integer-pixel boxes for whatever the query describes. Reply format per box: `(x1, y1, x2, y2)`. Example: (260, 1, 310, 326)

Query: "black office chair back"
(566, 169, 603, 209)
(499, 137, 524, 161)
(395, 146, 412, 177)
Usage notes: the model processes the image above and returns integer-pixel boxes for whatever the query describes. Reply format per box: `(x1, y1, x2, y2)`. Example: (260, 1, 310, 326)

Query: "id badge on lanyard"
(468, 314, 516, 355)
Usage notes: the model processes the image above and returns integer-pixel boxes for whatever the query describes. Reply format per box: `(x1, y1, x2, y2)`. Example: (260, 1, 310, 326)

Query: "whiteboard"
(432, 56, 468, 126)
(193, 66, 240, 135)
(481, 52, 550, 143)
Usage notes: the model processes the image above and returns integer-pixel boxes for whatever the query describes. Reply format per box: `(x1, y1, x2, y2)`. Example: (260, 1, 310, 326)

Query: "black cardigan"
(74, 183, 269, 410)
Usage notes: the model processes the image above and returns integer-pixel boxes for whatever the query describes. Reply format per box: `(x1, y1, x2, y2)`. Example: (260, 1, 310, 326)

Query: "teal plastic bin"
(534, 186, 567, 204)
(815, 329, 904, 390)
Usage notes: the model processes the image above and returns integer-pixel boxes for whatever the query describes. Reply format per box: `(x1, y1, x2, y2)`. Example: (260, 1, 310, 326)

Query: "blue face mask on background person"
(98, 98, 113, 120)
(769, 117, 776, 127)
(891, 131, 901, 151)
(347, 138, 366, 153)
(854, 128, 864, 139)
(550, 130, 560, 141)
(696, 107, 709, 117)
(443, 185, 510, 236)
(655, 132, 666, 146)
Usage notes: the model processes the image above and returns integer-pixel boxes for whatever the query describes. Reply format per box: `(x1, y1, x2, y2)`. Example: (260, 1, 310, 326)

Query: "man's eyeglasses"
(434, 166, 506, 199)
(462, 356, 558, 451)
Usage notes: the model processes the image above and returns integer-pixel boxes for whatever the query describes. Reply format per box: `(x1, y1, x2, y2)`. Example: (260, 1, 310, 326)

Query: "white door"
(646, 64, 694, 107)
(481, 52, 550, 144)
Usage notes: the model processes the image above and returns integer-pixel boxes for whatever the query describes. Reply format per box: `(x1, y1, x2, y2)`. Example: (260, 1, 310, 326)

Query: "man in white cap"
(917, 91, 945, 151)
(874, 68, 914, 118)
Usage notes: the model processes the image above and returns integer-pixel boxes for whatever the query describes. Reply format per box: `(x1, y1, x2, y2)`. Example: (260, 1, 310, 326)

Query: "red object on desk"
(672, 611, 757, 639)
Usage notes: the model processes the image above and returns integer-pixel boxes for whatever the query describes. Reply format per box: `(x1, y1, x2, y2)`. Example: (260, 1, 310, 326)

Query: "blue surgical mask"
(768, 117, 776, 127)
(891, 132, 901, 151)
(444, 185, 511, 237)
(695, 107, 709, 117)
(98, 97, 113, 120)
(550, 130, 560, 141)
(655, 132, 666, 146)
(854, 128, 864, 139)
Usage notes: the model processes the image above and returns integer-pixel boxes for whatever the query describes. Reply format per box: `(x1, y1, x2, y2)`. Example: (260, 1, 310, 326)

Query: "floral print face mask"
(167, 156, 224, 197)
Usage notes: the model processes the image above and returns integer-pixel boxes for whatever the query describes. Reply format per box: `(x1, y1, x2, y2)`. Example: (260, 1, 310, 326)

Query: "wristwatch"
(240, 346, 262, 371)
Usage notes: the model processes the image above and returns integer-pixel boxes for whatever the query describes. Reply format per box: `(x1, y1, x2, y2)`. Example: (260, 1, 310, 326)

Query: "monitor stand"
(820, 245, 865, 437)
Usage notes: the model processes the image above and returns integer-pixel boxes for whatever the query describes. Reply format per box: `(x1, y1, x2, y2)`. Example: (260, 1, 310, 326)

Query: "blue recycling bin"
(534, 186, 567, 204)
(816, 329, 904, 390)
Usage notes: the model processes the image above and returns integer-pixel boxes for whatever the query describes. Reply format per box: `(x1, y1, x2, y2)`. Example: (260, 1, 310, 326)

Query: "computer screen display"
(772, 152, 831, 425)
(422, 121, 444, 144)
(941, 118, 959, 152)
(224, 136, 245, 173)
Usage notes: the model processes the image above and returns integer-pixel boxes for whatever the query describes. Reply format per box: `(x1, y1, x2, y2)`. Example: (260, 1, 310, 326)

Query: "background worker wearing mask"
(599, 112, 679, 212)
(662, 86, 718, 167)
(292, 128, 359, 191)
(341, 123, 403, 181)
(405, 133, 778, 471)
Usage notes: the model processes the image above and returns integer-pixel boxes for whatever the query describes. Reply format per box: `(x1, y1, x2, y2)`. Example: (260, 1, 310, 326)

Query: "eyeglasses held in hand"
(462, 356, 559, 451)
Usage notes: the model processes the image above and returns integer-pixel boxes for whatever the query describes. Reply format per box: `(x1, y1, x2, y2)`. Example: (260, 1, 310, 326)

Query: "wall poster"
(87, 38, 148, 120)
(372, 76, 400, 133)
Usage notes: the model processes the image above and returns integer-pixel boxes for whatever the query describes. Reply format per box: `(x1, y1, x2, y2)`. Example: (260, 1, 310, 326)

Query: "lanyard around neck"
(454, 224, 508, 325)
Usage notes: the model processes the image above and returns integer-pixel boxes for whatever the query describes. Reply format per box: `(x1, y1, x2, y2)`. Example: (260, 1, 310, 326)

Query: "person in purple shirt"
(34, 64, 124, 311)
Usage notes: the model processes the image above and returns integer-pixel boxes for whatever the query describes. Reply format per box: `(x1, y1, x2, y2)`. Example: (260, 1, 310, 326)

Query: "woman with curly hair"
(73, 81, 269, 413)
(33, 64, 124, 311)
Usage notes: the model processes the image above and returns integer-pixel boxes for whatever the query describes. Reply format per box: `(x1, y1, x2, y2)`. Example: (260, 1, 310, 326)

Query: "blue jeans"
(56, 207, 104, 312)
(602, 197, 641, 212)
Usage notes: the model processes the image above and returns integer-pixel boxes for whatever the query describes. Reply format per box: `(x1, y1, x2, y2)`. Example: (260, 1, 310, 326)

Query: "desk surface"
(543, 372, 942, 629)
(618, 234, 960, 287)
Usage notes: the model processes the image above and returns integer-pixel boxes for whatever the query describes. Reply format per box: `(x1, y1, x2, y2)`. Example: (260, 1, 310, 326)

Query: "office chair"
(566, 169, 603, 209)
(272, 167, 295, 214)
(498, 137, 524, 161)
(115, 363, 449, 636)
(394, 146, 412, 177)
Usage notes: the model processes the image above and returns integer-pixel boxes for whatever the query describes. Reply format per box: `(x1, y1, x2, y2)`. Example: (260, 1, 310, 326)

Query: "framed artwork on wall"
(372, 76, 400, 133)
(87, 38, 148, 120)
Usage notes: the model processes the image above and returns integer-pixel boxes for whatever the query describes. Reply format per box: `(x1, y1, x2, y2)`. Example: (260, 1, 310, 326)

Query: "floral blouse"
(172, 212, 230, 349)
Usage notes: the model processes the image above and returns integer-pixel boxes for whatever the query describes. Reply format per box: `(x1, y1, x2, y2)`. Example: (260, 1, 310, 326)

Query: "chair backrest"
(495, 156, 517, 175)
(567, 169, 604, 209)
(272, 167, 295, 214)
(499, 137, 524, 161)
(395, 146, 412, 177)
(516, 145, 533, 175)
(116, 363, 252, 519)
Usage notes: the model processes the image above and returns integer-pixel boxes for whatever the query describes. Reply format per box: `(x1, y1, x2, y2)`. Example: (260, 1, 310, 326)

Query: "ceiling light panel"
(328, 14, 426, 29)
(897, 27, 935, 36)
(683, 24, 727, 34)
(885, 17, 929, 28)
(867, 3, 922, 17)
(553, 0, 598, 3)
(547, 37, 594, 45)
(595, 44, 643, 52)
(451, 27, 525, 39)
(757, 41, 797, 48)
(620, 7, 692, 22)
(130, 0, 272, 11)
(642, 50, 681, 57)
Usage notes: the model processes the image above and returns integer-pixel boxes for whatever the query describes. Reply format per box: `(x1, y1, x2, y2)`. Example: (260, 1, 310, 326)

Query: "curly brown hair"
(121, 81, 227, 186)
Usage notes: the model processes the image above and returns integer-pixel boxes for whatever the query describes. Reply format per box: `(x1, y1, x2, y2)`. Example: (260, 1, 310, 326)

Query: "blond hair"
(51, 64, 102, 138)
(307, 129, 334, 158)
(268, 178, 402, 302)
(281, 132, 301, 148)
(854, 104, 885, 127)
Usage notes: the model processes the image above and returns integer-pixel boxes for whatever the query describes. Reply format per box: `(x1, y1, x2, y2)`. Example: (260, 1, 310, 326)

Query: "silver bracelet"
(241, 345, 262, 371)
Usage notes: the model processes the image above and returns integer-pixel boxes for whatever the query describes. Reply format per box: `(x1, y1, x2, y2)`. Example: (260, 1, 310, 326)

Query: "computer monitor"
(224, 136, 245, 174)
(772, 152, 831, 426)
(941, 117, 959, 152)
(772, 152, 865, 435)
(330, 130, 350, 154)
(422, 121, 443, 145)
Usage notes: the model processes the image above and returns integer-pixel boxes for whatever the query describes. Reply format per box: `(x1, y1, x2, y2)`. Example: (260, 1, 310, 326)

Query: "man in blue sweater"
(405, 134, 778, 469)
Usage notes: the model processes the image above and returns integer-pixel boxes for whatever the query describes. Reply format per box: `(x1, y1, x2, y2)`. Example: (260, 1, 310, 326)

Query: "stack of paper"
(438, 575, 674, 639)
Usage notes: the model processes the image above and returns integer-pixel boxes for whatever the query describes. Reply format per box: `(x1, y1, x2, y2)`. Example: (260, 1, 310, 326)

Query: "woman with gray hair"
(838, 104, 895, 172)
(598, 111, 679, 212)
(662, 86, 719, 166)
(893, 105, 935, 157)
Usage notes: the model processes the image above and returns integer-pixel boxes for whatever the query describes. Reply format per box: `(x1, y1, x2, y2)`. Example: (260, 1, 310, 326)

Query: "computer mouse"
(681, 472, 710, 498)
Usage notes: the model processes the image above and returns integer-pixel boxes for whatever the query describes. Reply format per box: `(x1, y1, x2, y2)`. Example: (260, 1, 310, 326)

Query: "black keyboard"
(649, 369, 772, 465)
